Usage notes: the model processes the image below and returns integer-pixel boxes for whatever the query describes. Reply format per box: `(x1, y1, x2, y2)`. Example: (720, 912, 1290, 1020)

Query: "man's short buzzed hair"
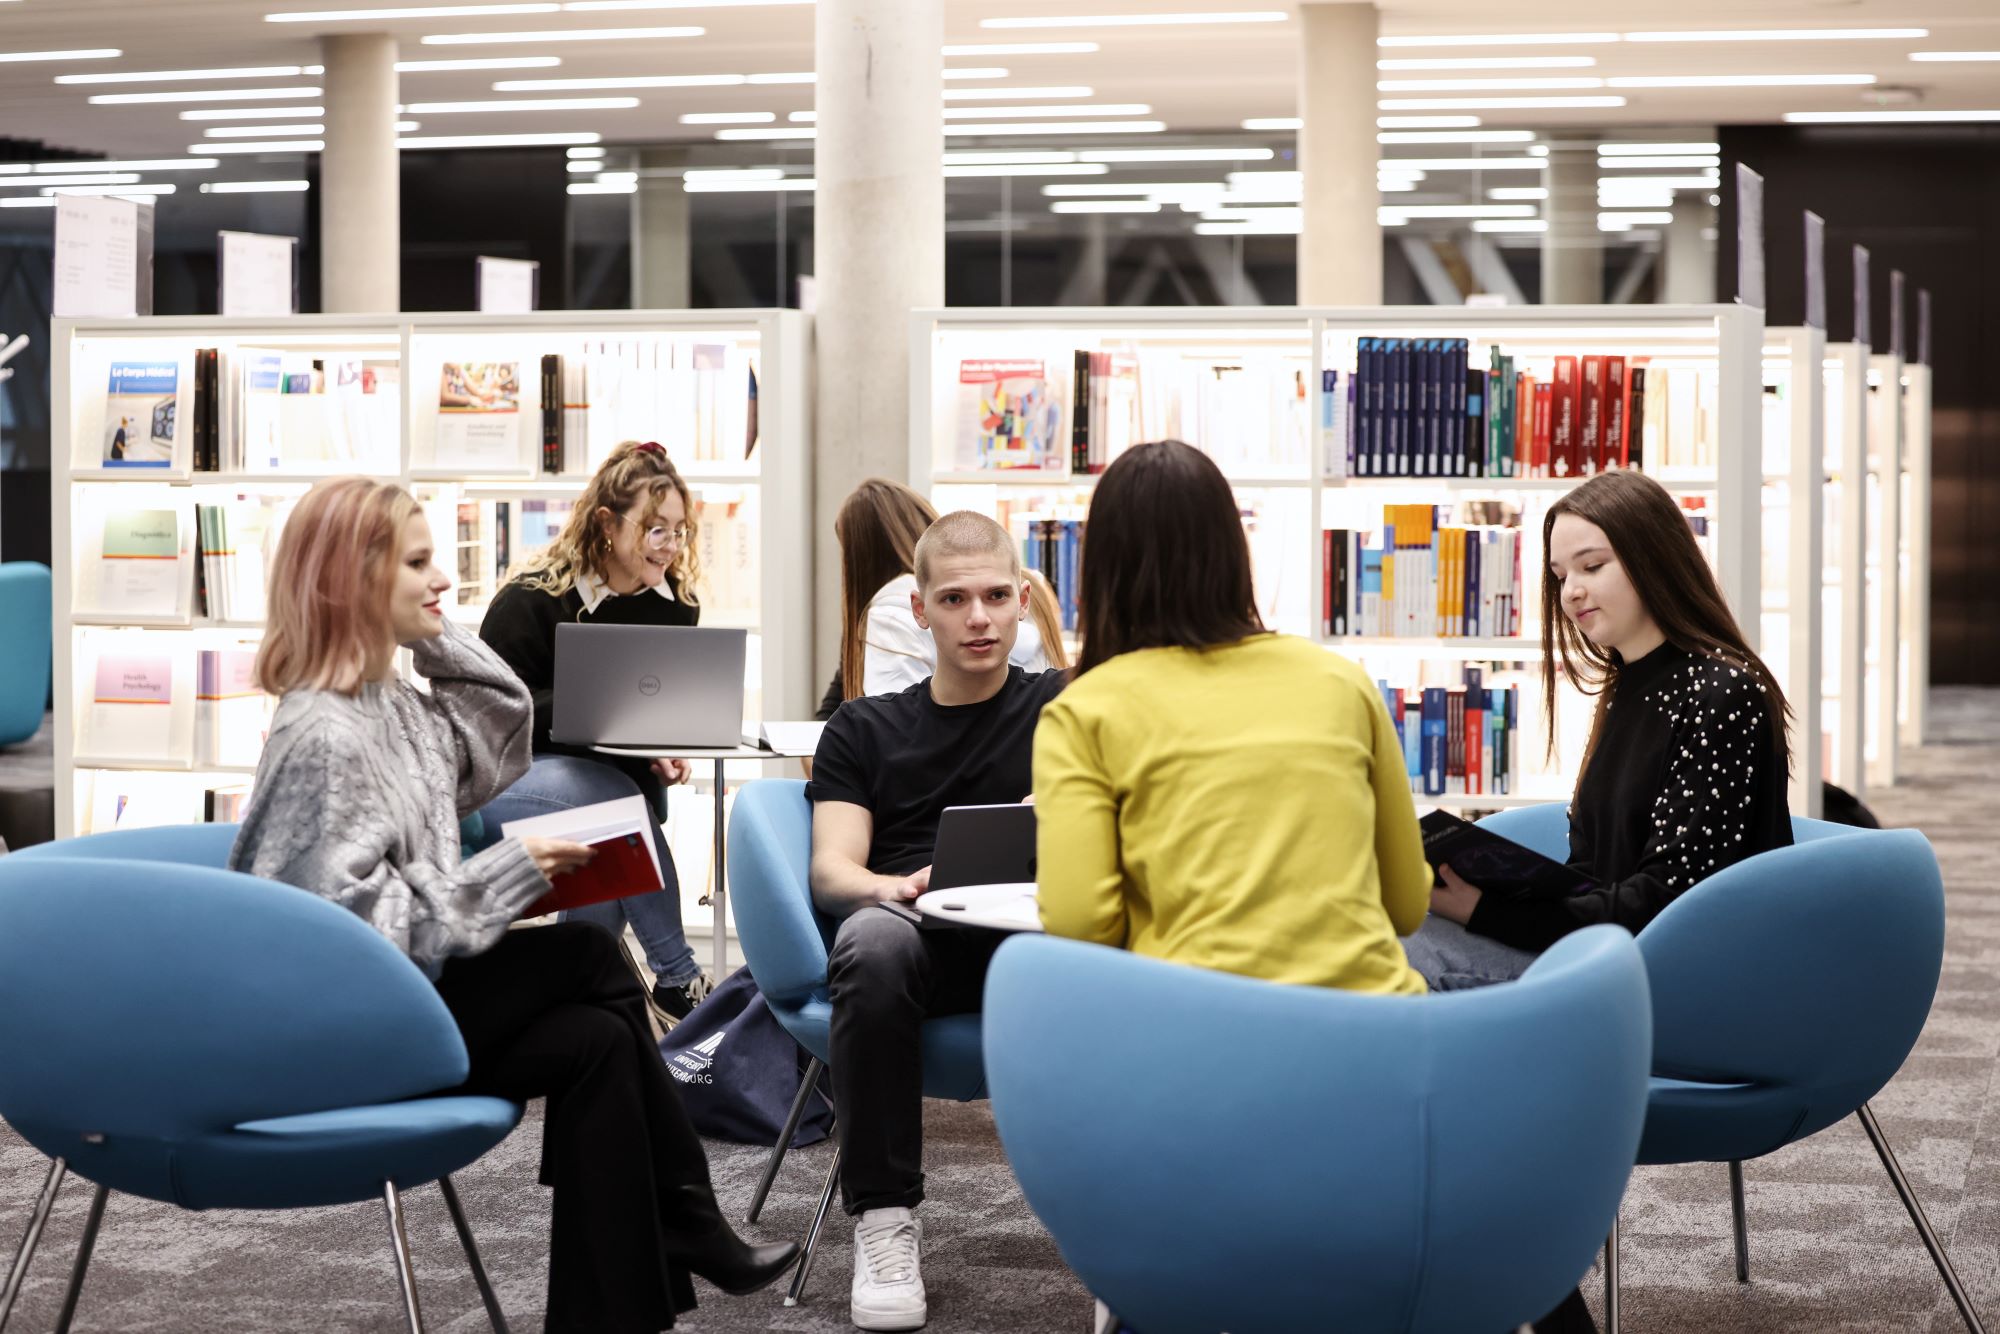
(912, 510, 1021, 591)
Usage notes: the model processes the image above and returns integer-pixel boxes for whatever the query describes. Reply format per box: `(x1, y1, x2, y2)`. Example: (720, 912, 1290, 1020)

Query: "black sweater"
(1467, 643, 1793, 953)
(477, 576, 699, 805)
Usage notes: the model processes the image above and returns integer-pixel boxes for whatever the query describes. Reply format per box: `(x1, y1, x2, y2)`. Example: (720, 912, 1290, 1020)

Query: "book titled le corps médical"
(1418, 810, 1596, 902)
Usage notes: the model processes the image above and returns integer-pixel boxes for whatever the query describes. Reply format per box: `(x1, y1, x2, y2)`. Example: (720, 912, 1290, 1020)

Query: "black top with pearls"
(1467, 643, 1793, 953)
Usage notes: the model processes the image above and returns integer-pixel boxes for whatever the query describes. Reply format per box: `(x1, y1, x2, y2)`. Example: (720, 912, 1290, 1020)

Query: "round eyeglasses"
(618, 513, 690, 550)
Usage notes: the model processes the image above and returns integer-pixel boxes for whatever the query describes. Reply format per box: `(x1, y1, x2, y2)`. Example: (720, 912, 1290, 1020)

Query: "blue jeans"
(479, 755, 701, 988)
(1401, 914, 1540, 992)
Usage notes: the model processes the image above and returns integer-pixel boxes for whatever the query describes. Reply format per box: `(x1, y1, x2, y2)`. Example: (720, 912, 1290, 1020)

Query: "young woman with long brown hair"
(1405, 468, 1794, 991)
(229, 477, 796, 1334)
(477, 440, 709, 1021)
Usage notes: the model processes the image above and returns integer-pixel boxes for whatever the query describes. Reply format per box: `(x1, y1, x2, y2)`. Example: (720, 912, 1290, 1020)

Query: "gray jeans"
(1402, 914, 1540, 991)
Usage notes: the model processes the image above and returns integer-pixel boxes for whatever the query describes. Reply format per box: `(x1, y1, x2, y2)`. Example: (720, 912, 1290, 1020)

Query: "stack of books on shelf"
(692, 492, 759, 623)
(193, 496, 286, 622)
(194, 648, 272, 768)
(1324, 504, 1525, 640)
(1010, 512, 1084, 632)
(75, 639, 274, 771)
(1380, 668, 1520, 798)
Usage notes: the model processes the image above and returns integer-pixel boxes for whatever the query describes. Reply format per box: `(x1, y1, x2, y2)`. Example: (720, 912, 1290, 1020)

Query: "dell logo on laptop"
(638, 675, 662, 696)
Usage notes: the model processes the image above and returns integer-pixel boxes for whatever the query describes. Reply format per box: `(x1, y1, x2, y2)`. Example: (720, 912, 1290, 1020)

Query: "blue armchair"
(725, 778, 986, 1306)
(1476, 803, 1980, 1333)
(982, 927, 1652, 1334)
(0, 562, 51, 749)
(8, 820, 240, 869)
(0, 855, 520, 1334)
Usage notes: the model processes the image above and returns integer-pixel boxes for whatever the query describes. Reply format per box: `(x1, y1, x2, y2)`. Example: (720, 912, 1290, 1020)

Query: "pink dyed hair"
(256, 477, 424, 696)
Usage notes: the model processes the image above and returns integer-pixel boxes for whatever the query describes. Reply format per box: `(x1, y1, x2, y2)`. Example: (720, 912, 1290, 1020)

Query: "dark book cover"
(1605, 356, 1627, 468)
(1419, 810, 1596, 901)
(1070, 349, 1091, 475)
(1552, 355, 1578, 477)
(1627, 366, 1647, 470)
(1465, 368, 1485, 477)
(539, 353, 563, 474)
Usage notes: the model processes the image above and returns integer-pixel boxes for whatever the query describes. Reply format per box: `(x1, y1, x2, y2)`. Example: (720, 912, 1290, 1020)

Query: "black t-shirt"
(806, 667, 1069, 877)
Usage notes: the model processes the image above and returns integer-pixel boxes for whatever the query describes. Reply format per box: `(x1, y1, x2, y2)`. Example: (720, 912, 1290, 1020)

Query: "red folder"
(524, 830, 664, 917)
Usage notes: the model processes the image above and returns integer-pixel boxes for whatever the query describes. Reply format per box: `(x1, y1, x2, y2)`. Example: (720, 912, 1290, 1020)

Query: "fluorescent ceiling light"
(0, 173, 141, 188)
(1783, 109, 2000, 123)
(1472, 219, 1548, 232)
(45, 183, 176, 197)
(788, 111, 815, 121)
(394, 56, 563, 70)
(1377, 180, 1418, 192)
(566, 145, 605, 157)
(1378, 114, 1480, 128)
(1599, 141, 1718, 155)
(591, 170, 637, 182)
(943, 103, 1150, 119)
(1195, 220, 1300, 234)
(1042, 181, 1218, 195)
(684, 177, 813, 192)
(1622, 28, 1926, 42)
(1379, 96, 1626, 109)
(747, 72, 813, 83)
(942, 86, 1093, 100)
(182, 105, 325, 120)
(686, 168, 781, 181)
(420, 25, 701, 42)
(0, 49, 121, 64)
(1599, 209, 1673, 222)
(1241, 117, 1301, 130)
(1909, 51, 2000, 62)
(716, 127, 816, 139)
(195, 140, 326, 154)
(1608, 73, 1875, 87)
(944, 150, 1077, 163)
(565, 159, 602, 170)
(1378, 130, 1533, 144)
(268, 4, 560, 19)
(1597, 154, 1719, 169)
(564, 0, 804, 7)
(680, 111, 774, 123)
(400, 130, 603, 146)
(942, 68, 1010, 79)
(1078, 147, 1274, 162)
(1378, 33, 1616, 47)
(57, 65, 311, 84)
(497, 74, 746, 88)
(1050, 200, 1160, 212)
(0, 199, 58, 209)
(33, 158, 219, 172)
(1378, 56, 1595, 70)
(200, 179, 311, 192)
(569, 180, 636, 194)
(405, 97, 641, 110)
(1376, 156, 1545, 170)
(946, 120, 1167, 136)
(1595, 174, 1717, 188)
(205, 123, 328, 136)
(981, 12, 1286, 29)
(1378, 204, 1537, 218)
(1377, 77, 1605, 91)
(943, 42, 1099, 56)
(944, 162, 1110, 177)
(1489, 186, 1548, 200)
(92, 86, 321, 104)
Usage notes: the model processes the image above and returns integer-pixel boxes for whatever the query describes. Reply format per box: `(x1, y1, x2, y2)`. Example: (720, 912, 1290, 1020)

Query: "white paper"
(500, 793, 663, 884)
(1735, 163, 1765, 311)
(759, 720, 825, 755)
(218, 230, 298, 318)
(54, 195, 144, 319)
(1804, 211, 1826, 332)
(476, 256, 539, 314)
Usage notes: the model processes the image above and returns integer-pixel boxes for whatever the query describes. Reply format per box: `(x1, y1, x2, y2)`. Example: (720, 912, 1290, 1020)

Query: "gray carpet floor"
(4, 691, 1999, 1332)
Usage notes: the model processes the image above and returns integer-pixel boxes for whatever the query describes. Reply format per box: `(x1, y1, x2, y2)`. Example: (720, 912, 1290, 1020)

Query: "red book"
(1513, 373, 1533, 476)
(498, 794, 667, 917)
(1465, 692, 1484, 796)
(1605, 356, 1629, 467)
(1551, 356, 1578, 477)
(1579, 355, 1604, 476)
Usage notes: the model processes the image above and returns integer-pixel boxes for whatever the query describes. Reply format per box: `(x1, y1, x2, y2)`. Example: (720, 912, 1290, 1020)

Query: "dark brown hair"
(1540, 469, 1790, 772)
(837, 479, 938, 701)
(1076, 439, 1266, 674)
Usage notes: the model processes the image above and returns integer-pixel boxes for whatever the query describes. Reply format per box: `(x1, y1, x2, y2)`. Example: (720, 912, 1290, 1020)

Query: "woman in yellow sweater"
(1033, 439, 1431, 996)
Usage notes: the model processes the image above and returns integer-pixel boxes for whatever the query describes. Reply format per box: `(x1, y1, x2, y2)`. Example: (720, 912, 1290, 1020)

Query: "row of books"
(1383, 672, 1520, 798)
(81, 498, 286, 625)
(74, 640, 271, 771)
(1324, 509, 1525, 640)
(194, 501, 278, 623)
(1012, 513, 1084, 633)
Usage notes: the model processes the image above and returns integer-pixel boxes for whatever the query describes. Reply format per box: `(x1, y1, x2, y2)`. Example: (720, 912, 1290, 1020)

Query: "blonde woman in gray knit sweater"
(230, 477, 795, 1334)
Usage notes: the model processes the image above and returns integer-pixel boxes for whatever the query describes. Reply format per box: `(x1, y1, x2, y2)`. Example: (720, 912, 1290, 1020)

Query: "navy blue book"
(1420, 686, 1448, 796)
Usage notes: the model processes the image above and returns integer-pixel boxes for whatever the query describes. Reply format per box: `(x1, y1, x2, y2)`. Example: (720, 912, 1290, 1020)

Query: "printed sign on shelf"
(54, 194, 151, 319)
(476, 256, 539, 314)
(218, 230, 300, 318)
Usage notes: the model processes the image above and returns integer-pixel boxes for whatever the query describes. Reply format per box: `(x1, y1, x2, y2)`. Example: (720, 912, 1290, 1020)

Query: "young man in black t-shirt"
(806, 511, 1066, 1332)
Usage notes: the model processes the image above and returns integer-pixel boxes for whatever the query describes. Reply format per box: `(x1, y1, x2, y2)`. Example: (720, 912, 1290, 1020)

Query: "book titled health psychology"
(93, 508, 185, 618)
(102, 360, 183, 467)
(955, 359, 1063, 471)
(1418, 810, 1596, 903)
(500, 793, 665, 917)
(77, 648, 184, 766)
(435, 360, 524, 472)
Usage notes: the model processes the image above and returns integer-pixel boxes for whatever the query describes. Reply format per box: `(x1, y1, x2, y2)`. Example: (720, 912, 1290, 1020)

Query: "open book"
(1418, 810, 1596, 903)
(500, 794, 664, 916)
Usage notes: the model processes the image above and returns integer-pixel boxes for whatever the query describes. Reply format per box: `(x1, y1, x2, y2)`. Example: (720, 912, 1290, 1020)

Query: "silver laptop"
(929, 804, 1038, 891)
(550, 623, 748, 748)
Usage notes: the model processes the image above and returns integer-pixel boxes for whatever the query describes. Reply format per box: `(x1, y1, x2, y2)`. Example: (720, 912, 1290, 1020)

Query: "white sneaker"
(850, 1207, 926, 1330)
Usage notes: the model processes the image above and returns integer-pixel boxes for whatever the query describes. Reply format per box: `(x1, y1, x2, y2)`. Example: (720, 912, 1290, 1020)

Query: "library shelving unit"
(1822, 342, 1870, 799)
(1763, 327, 1826, 819)
(53, 309, 811, 958)
(1898, 360, 1932, 749)
(908, 303, 1775, 814)
(1865, 351, 1904, 789)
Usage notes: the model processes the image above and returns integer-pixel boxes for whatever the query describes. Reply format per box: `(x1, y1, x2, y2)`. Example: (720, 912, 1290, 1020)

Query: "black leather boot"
(659, 1183, 800, 1296)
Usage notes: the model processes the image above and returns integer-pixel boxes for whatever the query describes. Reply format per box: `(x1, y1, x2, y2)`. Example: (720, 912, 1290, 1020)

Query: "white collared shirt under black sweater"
(477, 570, 698, 801)
(1465, 643, 1794, 954)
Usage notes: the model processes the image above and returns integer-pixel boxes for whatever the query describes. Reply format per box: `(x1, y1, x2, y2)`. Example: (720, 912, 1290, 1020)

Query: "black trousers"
(434, 923, 710, 1334)
(825, 907, 1001, 1215)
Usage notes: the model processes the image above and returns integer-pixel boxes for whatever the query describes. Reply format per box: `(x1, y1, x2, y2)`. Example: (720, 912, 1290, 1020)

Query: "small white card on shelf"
(217, 230, 299, 318)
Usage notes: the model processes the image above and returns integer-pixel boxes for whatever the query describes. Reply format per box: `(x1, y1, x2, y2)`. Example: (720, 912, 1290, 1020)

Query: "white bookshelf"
(1898, 362, 1932, 749)
(52, 310, 813, 950)
(1763, 327, 1826, 819)
(908, 304, 1773, 813)
(1864, 351, 1903, 789)
(1822, 342, 1869, 798)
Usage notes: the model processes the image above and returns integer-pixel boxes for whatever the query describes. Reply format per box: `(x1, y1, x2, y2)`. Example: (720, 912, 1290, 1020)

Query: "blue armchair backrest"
(0, 561, 52, 747)
(11, 822, 241, 869)
(0, 857, 471, 1153)
(728, 779, 838, 1003)
(984, 927, 1652, 1334)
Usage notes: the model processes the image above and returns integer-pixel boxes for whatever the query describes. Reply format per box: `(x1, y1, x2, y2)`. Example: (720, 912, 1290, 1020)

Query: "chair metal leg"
(1603, 1215, 1621, 1334)
(0, 1157, 67, 1334)
(382, 1182, 427, 1334)
(750, 1056, 825, 1224)
(52, 1185, 108, 1334)
(783, 1144, 841, 1308)
(438, 1176, 508, 1334)
(1858, 1102, 1988, 1334)
(1729, 1160, 1750, 1283)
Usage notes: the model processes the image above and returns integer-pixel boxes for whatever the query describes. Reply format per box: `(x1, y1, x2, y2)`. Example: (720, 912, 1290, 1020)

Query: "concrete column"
(1542, 142, 1601, 304)
(811, 0, 944, 679)
(319, 34, 399, 313)
(1297, 2, 1380, 305)
(1660, 195, 1715, 303)
(636, 148, 692, 308)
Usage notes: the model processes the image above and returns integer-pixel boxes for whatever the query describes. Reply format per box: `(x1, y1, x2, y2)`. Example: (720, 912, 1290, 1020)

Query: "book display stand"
(52, 309, 811, 956)
(1763, 326, 1826, 818)
(1898, 360, 1932, 750)
(1822, 341, 1870, 799)
(1865, 351, 1904, 790)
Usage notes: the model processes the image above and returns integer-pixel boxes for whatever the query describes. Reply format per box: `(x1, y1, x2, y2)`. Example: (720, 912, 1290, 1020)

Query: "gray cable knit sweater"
(229, 619, 550, 972)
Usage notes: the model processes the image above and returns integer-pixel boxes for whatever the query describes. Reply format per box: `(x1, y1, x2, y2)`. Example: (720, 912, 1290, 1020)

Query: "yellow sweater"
(1033, 633, 1431, 995)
